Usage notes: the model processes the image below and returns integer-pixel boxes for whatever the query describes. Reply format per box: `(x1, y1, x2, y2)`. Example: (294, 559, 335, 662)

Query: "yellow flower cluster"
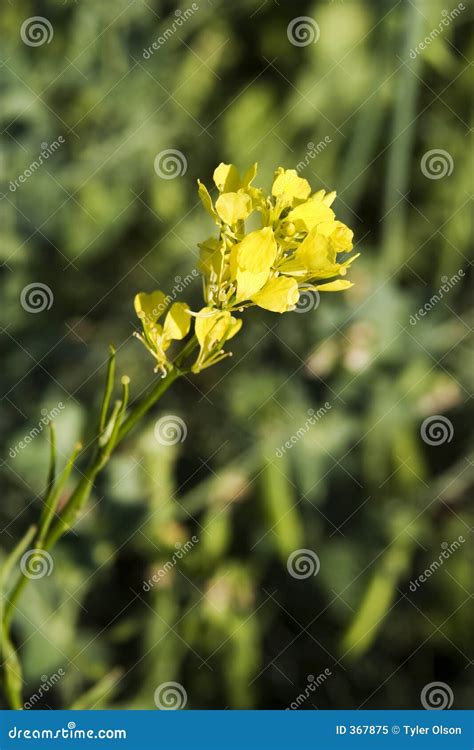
(135, 163, 358, 374)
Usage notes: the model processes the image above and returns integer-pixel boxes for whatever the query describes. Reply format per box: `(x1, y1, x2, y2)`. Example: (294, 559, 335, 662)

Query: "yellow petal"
(215, 191, 252, 225)
(194, 308, 226, 348)
(236, 268, 269, 301)
(286, 200, 335, 232)
(241, 163, 258, 187)
(329, 221, 354, 252)
(271, 168, 311, 201)
(194, 308, 241, 348)
(226, 316, 242, 341)
(297, 231, 332, 271)
(316, 220, 340, 238)
(163, 302, 191, 340)
(314, 279, 354, 292)
(192, 309, 242, 373)
(278, 231, 331, 276)
(252, 276, 300, 313)
(213, 163, 240, 192)
(322, 190, 337, 207)
(307, 189, 336, 207)
(134, 291, 167, 326)
(199, 237, 226, 278)
(235, 227, 277, 274)
(197, 180, 218, 221)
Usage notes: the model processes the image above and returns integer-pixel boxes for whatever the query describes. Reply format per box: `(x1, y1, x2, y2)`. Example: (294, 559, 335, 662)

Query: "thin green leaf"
(98, 345, 116, 433)
(69, 668, 123, 710)
(340, 533, 414, 660)
(2, 628, 23, 709)
(36, 442, 82, 549)
(46, 422, 57, 491)
(98, 400, 122, 448)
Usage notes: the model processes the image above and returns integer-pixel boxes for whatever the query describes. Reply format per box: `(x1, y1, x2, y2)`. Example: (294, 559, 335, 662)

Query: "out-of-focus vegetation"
(1, 0, 472, 709)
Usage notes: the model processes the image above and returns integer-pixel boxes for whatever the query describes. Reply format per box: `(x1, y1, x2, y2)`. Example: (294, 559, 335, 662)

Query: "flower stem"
(117, 367, 180, 443)
(1, 335, 199, 707)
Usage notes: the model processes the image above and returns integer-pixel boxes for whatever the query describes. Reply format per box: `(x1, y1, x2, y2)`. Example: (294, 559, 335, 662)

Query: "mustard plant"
(0, 164, 358, 709)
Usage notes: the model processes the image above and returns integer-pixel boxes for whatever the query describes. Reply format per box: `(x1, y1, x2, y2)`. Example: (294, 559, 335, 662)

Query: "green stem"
(117, 334, 197, 443)
(37, 442, 82, 549)
(43, 341, 197, 545)
(43, 471, 97, 550)
(0, 526, 37, 636)
(117, 367, 180, 443)
(98, 346, 116, 433)
(3, 574, 30, 631)
(1, 334, 199, 706)
(46, 422, 57, 491)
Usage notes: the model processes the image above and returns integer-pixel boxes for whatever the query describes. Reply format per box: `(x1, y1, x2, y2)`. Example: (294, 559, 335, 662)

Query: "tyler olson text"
(403, 725, 462, 736)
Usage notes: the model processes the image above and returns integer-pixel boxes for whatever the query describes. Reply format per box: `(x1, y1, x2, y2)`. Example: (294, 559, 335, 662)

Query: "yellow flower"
(136, 162, 359, 373)
(134, 291, 190, 375)
(272, 167, 311, 203)
(285, 195, 335, 232)
(251, 276, 300, 313)
(192, 307, 242, 373)
(215, 191, 252, 225)
(213, 163, 257, 193)
(232, 227, 277, 301)
(196, 164, 358, 317)
(198, 162, 264, 231)
(277, 227, 358, 281)
(226, 228, 301, 312)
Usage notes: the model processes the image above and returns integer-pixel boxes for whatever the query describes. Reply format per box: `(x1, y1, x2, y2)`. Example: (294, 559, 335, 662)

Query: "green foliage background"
(1, 0, 472, 709)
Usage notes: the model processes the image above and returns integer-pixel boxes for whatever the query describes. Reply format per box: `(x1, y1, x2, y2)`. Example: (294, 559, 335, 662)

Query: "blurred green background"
(1, 0, 472, 710)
